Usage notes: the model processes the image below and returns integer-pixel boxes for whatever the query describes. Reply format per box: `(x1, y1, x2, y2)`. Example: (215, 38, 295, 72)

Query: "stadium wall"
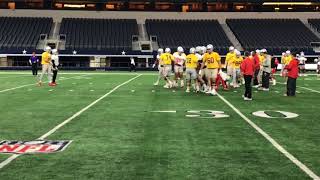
(1, 10, 320, 23)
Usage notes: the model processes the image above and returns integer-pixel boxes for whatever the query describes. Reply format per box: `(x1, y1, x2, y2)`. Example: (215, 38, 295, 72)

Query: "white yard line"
(0, 75, 30, 79)
(278, 82, 320, 94)
(216, 93, 320, 180)
(0, 74, 141, 170)
(0, 75, 87, 93)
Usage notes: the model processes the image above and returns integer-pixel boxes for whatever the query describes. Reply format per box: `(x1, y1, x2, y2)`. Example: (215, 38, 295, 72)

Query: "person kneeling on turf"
(51, 49, 59, 86)
(215, 70, 229, 91)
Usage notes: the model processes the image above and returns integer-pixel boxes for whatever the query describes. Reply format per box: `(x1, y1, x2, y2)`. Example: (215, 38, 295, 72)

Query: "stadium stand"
(145, 19, 232, 54)
(0, 17, 52, 52)
(308, 19, 320, 33)
(59, 18, 138, 53)
(226, 19, 319, 54)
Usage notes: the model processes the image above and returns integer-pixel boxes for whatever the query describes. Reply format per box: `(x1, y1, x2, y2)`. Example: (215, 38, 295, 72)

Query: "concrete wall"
(1, 9, 319, 23)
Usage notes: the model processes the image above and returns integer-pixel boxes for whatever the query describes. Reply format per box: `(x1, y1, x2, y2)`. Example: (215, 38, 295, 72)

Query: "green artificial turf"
(0, 72, 319, 179)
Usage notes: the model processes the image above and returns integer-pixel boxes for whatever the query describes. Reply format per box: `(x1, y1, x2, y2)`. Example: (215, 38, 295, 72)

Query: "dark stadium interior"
(226, 19, 320, 54)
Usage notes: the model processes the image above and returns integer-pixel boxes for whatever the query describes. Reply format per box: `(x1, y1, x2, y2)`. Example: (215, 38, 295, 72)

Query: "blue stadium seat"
(226, 19, 319, 54)
(145, 19, 232, 54)
(0, 17, 52, 51)
(59, 18, 138, 53)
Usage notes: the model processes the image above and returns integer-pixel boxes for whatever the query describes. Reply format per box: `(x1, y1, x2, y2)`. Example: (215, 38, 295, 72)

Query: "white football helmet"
(229, 46, 235, 52)
(206, 44, 213, 50)
(52, 49, 58, 54)
(165, 48, 171, 53)
(158, 48, 164, 54)
(195, 46, 201, 53)
(285, 50, 291, 55)
(177, 46, 184, 53)
(189, 47, 196, 54)
(45, 46, 51, 52)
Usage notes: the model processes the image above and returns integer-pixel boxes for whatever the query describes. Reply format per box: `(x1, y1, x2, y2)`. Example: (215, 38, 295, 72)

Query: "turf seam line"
(0, 74, 142, 170)
(278, 82, 320, 94)
(0, 74, 88, 93)
(217, 93, 320, 180)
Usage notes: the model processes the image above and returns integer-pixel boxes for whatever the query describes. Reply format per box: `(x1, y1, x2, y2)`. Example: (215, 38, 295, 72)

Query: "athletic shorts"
(161, 65, 172, 77)
(200, 68, 207, 78)
(185, 68, 197, 80)
(174, 65, 184, 73)
(206, 68, 218, 80)
(227, 66, 234, 76)
(299, 64, 305, 69)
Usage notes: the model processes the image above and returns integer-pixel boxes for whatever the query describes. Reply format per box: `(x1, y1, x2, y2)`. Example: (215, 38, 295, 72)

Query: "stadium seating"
(226, 19, 319, 54)
(145, 19, 232, 54)
(0, 17, 52, 51)
(308, 19, 320, 33)
(59, 18, 138, 53)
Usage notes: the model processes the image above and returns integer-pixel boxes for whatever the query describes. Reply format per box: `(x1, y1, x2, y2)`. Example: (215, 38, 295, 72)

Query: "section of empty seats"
(308, 19, 320, 33)
(0, 17, 52, 50)
(226, 19, 319, 54)
(59, 18, 138, 52)
(145, 19, 232, 54)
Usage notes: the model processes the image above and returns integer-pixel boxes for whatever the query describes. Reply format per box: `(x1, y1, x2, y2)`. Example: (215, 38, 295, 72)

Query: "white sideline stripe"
(217, 94, 320, 180)
(278, 82, 320, 94)
(0, 75, 87, 93)
(0, 74, 141, 170)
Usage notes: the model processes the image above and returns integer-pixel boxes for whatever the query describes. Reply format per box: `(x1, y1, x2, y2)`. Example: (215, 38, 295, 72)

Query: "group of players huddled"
(152, 44, 314, 99)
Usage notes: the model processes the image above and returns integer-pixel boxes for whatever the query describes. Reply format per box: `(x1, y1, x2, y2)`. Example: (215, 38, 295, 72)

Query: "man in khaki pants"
(38, 46, 52, 86)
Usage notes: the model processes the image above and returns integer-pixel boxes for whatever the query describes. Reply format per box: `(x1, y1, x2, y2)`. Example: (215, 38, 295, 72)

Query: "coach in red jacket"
(284, 57, 299, 96)
(241, 51, 255, 100)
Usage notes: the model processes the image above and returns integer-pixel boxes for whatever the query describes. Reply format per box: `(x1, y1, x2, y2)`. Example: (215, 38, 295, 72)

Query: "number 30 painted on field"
(186, 110, 230, 119)
(186, 110, 298, 119)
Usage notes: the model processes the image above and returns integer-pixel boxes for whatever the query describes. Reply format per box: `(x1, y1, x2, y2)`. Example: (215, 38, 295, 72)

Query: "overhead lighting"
(263, 2, 312, 5)
(64, 4, 85, 8)
(288, 7, 293, 10)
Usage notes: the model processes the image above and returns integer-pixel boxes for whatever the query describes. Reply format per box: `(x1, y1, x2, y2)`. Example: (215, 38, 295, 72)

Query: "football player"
(153, 48, 164, 86)
(38, 46, 52, 86)
(195, 46, 207, 92)
(51, 49, 59, 86)
(200, 44, 221, 95)
(159, 48, 174, 88)
(231, 50, 243, 88)
(185, 47, 199, 93)
(225, 46, 236, 86)
(298, 51, 307, 76)
(173, 46, 186, 88)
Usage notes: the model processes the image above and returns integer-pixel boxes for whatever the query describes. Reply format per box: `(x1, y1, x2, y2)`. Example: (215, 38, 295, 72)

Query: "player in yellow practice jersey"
(200, 44, 221, 95)
(159, 48, 174, 88)
(225, 46, 236, 85)
(185, 47, 199, 93)
(231, 50, 243, 88)
(38, 46, 52, 86)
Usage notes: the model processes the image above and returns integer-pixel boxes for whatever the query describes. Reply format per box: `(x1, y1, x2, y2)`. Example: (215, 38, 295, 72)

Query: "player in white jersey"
(173, 46, 186, 88)
(51, 49, 59, 86)
(195, 46, 207, 92)
(153, 48, 164, 86)
(298, 52, 307, 76)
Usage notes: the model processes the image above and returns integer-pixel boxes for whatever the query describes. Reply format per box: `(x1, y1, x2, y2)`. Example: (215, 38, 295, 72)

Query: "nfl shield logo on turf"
(0, 140, 72, 154)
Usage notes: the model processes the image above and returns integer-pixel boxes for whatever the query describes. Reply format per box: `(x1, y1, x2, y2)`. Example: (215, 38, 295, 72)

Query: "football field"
(0, 71, 319, 180)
